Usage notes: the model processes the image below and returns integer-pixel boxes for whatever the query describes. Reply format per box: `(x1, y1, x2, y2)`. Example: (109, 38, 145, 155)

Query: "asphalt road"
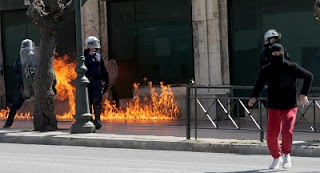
(0, 143, 319, 173)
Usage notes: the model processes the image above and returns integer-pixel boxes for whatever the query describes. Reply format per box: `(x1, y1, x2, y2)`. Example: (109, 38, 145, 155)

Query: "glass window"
(108, 0, 193, 98)
(229, 0, 320, 87)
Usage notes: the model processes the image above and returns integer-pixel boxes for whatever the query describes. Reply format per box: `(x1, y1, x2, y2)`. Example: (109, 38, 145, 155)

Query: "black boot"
(3, 109, 16, 128)
(93, 119, 102, 129)
(93, 104, 102, 129)
(3, 120, 13, 128)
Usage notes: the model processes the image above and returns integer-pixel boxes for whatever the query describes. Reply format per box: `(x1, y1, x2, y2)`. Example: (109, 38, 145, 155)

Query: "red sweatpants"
(267, 108, 297, 158)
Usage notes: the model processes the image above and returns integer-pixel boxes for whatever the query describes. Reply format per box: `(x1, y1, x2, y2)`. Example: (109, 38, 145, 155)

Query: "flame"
(0, 54, 181, 122)
(0, 54, 77, 121)
(0, 107, 9, 119)
(101, 81, 180, 121)
(53, 54, 77, 121)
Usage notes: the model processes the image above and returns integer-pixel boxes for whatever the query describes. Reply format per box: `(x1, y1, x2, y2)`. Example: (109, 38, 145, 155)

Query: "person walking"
(248, 43, 313, 169)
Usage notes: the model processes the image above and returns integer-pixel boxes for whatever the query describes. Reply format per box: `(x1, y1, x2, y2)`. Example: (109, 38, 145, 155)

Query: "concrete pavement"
(2, 143, 320, 172)
(0, 120, 320, 157)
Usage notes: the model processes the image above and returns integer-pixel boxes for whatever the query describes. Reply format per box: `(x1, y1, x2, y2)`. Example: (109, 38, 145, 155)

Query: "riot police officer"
(84, 36, 107, 129)
(3, 39, 35, 128)
(260, 29, 290, 70)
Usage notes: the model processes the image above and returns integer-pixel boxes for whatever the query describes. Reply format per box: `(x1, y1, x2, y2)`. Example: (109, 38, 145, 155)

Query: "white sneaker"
(269, 157, 283, 169)
(283, 154, 292, 169)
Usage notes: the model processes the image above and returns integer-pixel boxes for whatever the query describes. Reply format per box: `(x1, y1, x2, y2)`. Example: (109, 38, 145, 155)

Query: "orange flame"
(0, 54, 77, 121)
(53, 54, 77, 121)
(0, 54, 180, 122)
(0, 107, 9, 119)
(102, 81, 180, 121)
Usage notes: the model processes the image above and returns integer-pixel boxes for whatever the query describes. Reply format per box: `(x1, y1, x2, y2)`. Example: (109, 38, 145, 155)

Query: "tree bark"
(27, 0, 73, 131)
(33, 28, 57, 131)
(314, 0, 320, 19)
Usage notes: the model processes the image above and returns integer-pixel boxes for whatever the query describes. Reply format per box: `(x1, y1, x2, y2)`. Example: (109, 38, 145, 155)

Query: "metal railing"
(186, 85, 320, 142)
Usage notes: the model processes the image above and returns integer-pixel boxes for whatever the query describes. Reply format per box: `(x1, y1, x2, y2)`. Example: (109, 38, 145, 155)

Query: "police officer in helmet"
(260, 29, 290, 70)
(84, 36, 107, 129)
(3, 39, 35, 128)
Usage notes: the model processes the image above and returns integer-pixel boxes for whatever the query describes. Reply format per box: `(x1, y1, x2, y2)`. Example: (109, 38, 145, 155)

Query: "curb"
(0, 133, 319, 157)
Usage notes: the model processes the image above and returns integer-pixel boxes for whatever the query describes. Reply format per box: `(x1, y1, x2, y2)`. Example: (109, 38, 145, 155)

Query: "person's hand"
(299, 94, 309, 108)
(248, 98, 257, 107)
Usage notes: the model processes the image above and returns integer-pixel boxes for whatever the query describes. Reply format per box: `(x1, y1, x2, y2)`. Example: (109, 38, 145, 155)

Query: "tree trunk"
(27, 0, 73, 131)
(33, 29, 57, 131)
(314, 0, 320, 19)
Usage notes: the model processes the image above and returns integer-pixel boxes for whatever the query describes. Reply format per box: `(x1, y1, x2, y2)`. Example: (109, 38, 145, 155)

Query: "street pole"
(71, 0, 96, 133)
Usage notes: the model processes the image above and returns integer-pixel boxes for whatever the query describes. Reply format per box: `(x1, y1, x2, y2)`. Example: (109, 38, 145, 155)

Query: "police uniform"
(3, 57, 25, 127)
(84, 51, 107, 129)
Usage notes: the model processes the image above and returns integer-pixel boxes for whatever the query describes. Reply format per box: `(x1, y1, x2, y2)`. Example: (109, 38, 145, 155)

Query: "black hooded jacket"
(252, 53, 313, 109)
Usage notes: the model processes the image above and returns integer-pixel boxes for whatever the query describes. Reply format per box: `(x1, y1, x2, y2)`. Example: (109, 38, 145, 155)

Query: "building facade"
(1, 0, 319, 118)
(105, 0, 229, 102)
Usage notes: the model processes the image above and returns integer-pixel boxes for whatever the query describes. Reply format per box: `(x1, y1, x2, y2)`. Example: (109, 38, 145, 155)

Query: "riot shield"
(103, 59, 118, 101)
(106, 59, 118, 90)
(20, 47, 39, 99)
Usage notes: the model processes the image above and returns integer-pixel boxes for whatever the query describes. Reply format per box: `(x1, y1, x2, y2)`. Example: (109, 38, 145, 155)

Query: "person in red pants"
(248, 43, 313, 169)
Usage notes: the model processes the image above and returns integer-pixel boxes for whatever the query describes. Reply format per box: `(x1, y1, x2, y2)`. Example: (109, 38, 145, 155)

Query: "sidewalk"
(0, 120, 320, 157)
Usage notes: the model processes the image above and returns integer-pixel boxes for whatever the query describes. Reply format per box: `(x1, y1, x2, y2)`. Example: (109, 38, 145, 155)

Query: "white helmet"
(264, 29, 282, 44)
(20, 39, 35, 50)
(85, 36, 101, 49)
